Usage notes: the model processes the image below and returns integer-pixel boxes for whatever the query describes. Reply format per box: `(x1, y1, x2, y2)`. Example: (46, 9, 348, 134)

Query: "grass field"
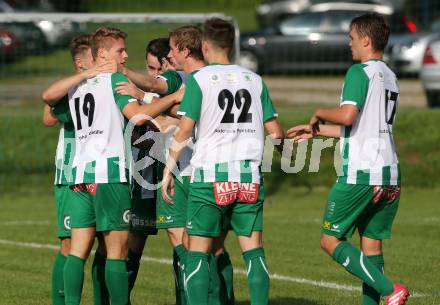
(0, 99, 439, 304)
(0, 185, 439, 305)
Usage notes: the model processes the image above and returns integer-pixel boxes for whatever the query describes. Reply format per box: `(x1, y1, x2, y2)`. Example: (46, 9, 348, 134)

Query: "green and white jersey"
(158, 69, 192, 176)
(67, 72, 136, 184)
(54, 123, 76, 185)
(157, 69, 186, 95)
(177, 64, 278, 184)
(338, 60, 400, 186)
(52, 94, 75, 185)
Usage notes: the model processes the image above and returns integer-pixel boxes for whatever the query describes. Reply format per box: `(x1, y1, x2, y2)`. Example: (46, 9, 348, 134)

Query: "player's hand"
(287, 125, 314, 143)
(162, 57, 175, 70)
(309, 114, 320, 136)
(161, 168, 175, 205)
(115, 81, 144, 100)
(96, 59, 117, 74)
(174, 88, 185, 103)
(118, 63, 128, 75)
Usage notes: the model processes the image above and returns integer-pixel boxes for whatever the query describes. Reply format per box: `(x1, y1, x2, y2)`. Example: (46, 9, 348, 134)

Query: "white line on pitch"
(0, 239, 429, 298)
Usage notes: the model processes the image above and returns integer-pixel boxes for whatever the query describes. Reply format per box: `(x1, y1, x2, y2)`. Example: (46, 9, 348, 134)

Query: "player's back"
(68, 72, 129, 184)
(341, 60, 400, 185)
(190, 64, 269, 166)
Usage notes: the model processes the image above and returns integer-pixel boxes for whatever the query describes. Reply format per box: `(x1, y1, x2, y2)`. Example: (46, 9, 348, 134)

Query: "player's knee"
(60, 238, 71, 256)
(320, 236, 334, 255)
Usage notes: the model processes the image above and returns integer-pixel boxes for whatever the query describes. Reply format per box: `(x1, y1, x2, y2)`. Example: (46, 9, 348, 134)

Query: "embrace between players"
(42, 14, 409, 305)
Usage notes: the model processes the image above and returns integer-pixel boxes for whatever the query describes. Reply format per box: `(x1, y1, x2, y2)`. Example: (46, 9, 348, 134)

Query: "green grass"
(0, 184, 439, 305)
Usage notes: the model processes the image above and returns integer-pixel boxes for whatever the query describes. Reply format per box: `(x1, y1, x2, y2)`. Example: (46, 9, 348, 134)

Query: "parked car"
(0, 22, 47, 54)
(0, 0, 79, 47)
(256, 0, 396, 29)
(383, 18, 440, 76)
(0, 30, 19, 61)
(420, 34, 440, 107)
(240, 2, 413, 74)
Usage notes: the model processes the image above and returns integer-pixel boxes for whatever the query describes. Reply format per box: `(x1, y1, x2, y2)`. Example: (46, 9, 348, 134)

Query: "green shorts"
(54, 185, 72, 238)
(130, 197, 158, 235)
(156, 175, 190, 229)
(321, 183, 400, 240)
(67, 183, 132, 232)
(186, 182, 264, 237)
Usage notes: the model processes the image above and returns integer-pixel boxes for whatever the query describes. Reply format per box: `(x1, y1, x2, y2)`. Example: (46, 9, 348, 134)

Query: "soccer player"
(118, 37, 178, 298)
(287, 13, 409, 305)
(42, 33, 113, 305)
(162, 18, 284, 305)
(43, 27, 181, 305)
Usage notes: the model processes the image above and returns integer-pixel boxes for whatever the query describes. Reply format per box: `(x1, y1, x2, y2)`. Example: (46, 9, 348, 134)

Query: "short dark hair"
(169, 26, 203, 61)
(91, 27, 127, 59)
(203, 18, 235, 53)
(146, 38, 170, 65)
(69, 33, 91, 59)
(350, 13, 390, 52)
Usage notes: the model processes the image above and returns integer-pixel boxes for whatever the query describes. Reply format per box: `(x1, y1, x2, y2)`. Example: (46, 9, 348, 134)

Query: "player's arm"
(287, 124, 341, 142)
(310, 64, 367, 135)
(42, 105, 58, 127)
(120, 66, 168, 94)
(264, 118, 284, 154)
(42, 60, 116, 106)
(122, 90, 182, 125)
(162, 116, 195, 204)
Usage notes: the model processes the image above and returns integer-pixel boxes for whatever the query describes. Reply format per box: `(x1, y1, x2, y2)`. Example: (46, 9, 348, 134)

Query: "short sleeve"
(341, 64, 369, 110)
(52, 95, 72, 123)
(159, 70, 183, 95)
(261, 80, 278, 122)
(111, 72, 136, 111)
(177, 73, 202, 121)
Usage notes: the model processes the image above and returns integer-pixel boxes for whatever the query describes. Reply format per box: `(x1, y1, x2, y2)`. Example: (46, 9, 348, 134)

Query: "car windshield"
(280, 12, 324, 35)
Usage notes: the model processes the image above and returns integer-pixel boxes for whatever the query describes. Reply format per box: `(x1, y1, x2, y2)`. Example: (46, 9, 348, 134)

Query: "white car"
(420, 34, 440, 107)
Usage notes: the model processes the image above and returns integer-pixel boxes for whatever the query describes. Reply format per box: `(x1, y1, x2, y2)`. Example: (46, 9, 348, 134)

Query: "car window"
(323, 11, 357, 33)
(279, 12, 324, 35)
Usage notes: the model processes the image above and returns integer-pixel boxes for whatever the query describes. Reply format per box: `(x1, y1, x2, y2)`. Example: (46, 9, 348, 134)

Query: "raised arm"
(42, 60, 116, 106)
(121, 66, 168, 94)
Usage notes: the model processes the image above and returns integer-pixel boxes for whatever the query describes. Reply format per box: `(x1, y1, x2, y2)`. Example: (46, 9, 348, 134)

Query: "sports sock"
(208, 254, 221, 305)
(64, 255, 85, 305)
(105, 259, 129, 305)
(127, 250, 142, 293)
(218, 251, 235, 305)
(174, 244, 187, 305)
(91, 251, 109, 305)
(243, 247, 269, 305)
(362, 254, 384, 305)
(332, 242, 393, 296)
(185, 251, 210, 305)
(52, 252, 67, 305)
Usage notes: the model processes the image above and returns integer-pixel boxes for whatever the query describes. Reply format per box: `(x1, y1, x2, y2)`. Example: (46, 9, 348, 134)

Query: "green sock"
(92, 251, 109, 305)
(174, 245, 187, 305)
(362, 254, 384, 305)
(127, 250, 142, 293)
(52, 252, 67, 305)
(217, 251, 235, 305)
(208, 254, 221, 305)
(243, 247, 270, 305)
(64, 255, 85, 305)
(185, 251, 210, 305)
(332, 242, 393, 296)
(105, 259, 129, 305)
